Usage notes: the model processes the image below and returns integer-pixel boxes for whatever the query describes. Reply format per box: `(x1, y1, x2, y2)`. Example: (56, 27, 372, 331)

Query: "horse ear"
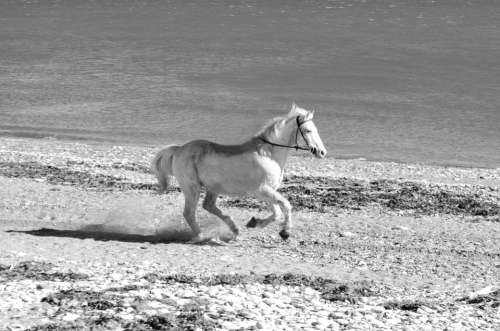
(290, 103, 297, 112)
(306, 110, 314, 120)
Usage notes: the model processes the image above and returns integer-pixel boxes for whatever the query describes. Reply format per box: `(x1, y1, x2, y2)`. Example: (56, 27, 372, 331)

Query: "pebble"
(61, 312, 80, 322)
(335, 318, 350, 325)
(393, 226, 410, 231)
(150, 288, 164, 299)
(118, 312, 135, 321)
(330, 312, 346, 319)
(418, 306, 436, 315)
(339, 231, 357, 237)
(181, 290, 196, 298)
(468, 285, 498, 298)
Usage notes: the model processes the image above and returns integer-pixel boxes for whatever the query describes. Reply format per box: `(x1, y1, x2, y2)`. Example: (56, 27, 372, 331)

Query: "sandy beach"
(0, 136, 498, 330)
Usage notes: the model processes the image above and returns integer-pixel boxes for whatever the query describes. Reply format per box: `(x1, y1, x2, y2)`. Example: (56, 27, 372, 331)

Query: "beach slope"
(0, 137, 499, 330)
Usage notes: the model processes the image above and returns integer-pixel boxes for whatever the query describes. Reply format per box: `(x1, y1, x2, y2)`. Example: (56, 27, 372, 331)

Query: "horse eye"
(302, 129, 312, 134)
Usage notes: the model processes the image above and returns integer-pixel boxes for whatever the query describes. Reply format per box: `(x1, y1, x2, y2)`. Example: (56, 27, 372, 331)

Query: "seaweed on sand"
(35, 287, 219, 331)
(146, 272, 375, 303)
(226, 176, 500, 217)
(0, 261, 88, 281)
(1, 162, 497, 216)
(458, 288, 500, 309)
(383, 299, 425, 312)
(28, 310, 218, 331)
(0, 161, 162, 191)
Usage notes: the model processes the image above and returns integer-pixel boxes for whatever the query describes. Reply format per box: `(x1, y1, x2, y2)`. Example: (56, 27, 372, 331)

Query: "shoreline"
(1, 136, 499, 188)
(1, 133, 499, 171)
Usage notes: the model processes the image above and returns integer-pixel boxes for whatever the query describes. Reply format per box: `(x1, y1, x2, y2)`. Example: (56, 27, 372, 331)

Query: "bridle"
(259, 116, 312, 151)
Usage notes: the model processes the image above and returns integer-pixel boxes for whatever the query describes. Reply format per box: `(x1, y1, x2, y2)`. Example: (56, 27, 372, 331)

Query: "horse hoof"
(207, 237, 227, 246)
(279, 229, 290, 240)
(187, 233, 209, 244)
(246, 217, 258, 228)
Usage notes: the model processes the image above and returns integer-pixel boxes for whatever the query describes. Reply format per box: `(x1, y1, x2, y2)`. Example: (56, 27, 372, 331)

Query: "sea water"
(1, 0, 499, 168)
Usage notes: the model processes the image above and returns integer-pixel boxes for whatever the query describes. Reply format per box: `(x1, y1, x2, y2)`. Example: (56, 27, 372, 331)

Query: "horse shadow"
(7, 220, 234, 244)
(7, 224, 194, 244)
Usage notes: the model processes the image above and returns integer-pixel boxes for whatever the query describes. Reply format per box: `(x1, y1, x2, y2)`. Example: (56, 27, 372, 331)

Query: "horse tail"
(151, 145, 180, 193)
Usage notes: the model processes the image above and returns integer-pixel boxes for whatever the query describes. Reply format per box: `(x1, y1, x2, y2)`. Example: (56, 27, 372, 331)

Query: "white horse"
(152, 104, 327, 243)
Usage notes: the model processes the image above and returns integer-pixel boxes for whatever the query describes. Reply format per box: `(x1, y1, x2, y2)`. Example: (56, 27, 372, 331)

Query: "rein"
(259, 116, 311, 151)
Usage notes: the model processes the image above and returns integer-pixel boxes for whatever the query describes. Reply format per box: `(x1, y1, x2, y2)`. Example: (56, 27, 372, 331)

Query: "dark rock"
(383, 300, 424, 312)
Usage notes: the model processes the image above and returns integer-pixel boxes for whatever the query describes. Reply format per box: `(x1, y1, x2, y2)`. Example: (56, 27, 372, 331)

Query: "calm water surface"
(1, 0, 499, 167)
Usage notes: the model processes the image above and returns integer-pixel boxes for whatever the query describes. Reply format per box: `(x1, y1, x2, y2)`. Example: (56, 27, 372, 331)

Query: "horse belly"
(198, 154, 273, 195)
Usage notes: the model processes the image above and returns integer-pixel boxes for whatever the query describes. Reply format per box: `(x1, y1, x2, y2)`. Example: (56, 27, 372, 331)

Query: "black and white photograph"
(0, 0, 499, 330)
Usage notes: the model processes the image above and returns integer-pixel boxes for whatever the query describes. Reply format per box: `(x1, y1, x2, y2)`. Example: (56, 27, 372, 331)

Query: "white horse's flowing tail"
(151, 145, 179, 193)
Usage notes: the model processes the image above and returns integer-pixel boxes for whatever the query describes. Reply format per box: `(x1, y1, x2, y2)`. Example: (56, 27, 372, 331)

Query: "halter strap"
(259, 116, 311, 151)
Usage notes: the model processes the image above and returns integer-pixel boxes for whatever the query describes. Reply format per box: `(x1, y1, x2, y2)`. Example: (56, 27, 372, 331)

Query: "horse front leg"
(246, 203, 281, 229)
(254, 185, 292, 240)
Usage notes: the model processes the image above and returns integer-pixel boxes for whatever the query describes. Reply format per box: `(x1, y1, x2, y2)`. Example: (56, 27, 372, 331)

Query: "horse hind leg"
(246, 203, 281, 229)
(181, 185, 225, 245)
(157, 175, 170, 194)
(203, 191, 239, 239)
(181, 185, 203, 240)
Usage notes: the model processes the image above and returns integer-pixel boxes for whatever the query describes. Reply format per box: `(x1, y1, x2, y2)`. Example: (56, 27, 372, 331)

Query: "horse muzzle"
(310, 147, 327, 159)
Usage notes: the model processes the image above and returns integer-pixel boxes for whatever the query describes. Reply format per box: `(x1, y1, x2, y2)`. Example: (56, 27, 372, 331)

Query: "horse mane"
(254, 116, 287, 140)
(254, 106, 308, 140)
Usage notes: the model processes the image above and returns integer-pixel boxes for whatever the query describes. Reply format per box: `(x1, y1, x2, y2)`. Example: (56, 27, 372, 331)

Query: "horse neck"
(267, 118, 297, 169)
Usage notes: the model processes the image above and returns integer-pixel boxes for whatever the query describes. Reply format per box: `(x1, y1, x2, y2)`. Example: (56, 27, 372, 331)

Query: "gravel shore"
(0, 137, 499, 330)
